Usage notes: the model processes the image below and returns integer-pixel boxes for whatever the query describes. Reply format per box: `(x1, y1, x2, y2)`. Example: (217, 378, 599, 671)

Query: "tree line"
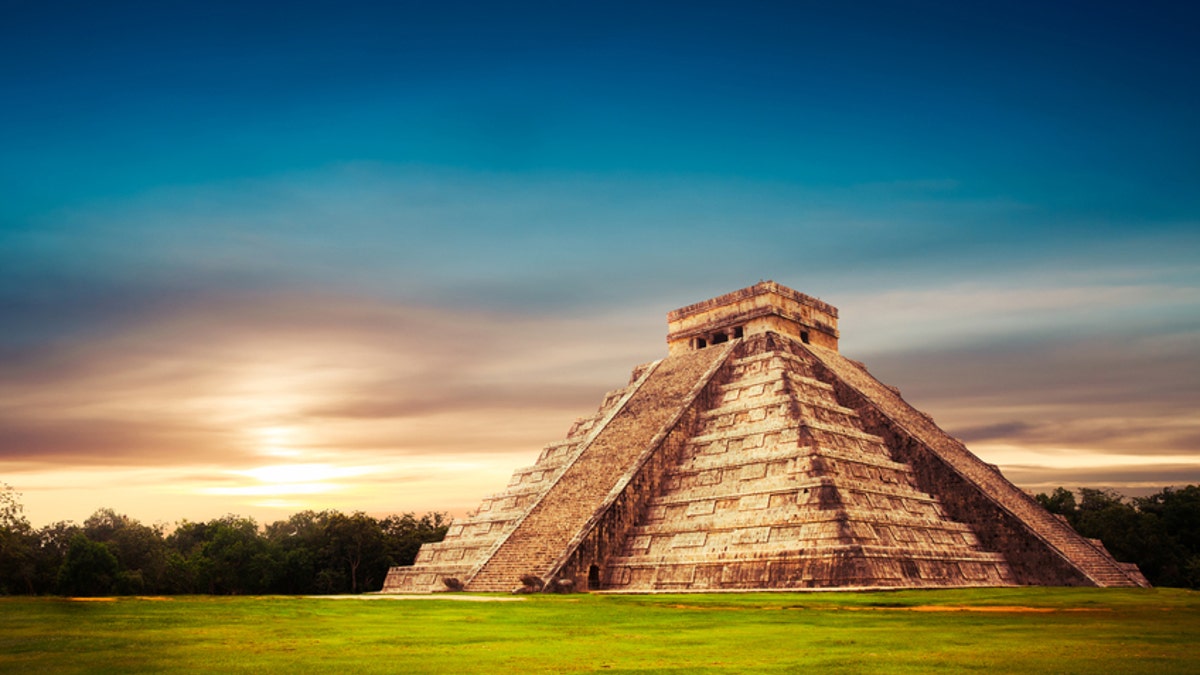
(1034, 485, 1200, 589)
(3, 483, 1198, 594)
(0, 483, 447, 596)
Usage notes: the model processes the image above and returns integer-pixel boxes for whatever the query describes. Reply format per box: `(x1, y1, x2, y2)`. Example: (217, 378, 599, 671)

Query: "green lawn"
(2, 588, 1196, 673)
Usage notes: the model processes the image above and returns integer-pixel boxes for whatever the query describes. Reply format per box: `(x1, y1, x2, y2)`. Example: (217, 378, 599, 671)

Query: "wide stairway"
(603, 339, 1013, 591)
(465, 343, 733, 591)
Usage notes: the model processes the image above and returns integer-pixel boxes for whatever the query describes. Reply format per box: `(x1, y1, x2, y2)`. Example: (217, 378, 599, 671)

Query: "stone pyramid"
(382, 282, 1148, 593)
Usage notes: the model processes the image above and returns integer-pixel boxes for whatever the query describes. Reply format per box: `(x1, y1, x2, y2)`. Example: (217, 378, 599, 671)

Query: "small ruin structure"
(382, 282, 1148, 592)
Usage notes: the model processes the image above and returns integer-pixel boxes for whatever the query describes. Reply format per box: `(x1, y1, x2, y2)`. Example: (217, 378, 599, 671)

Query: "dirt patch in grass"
(851, 605, 1112, 613)
(665, 602, 1112, 613)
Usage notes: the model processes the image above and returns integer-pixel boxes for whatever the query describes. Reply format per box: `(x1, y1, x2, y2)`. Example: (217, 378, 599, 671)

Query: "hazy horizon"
(3, 1, 1197, 528)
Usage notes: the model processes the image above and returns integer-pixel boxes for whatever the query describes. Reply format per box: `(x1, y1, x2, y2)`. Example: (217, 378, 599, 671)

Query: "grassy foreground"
(2, 588, 1197, 673)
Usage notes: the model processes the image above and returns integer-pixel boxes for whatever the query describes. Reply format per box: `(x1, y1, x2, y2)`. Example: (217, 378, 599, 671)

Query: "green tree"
(264, 511, 328, 594)
(381, 512, 448, 568)
(163, 520, 211, 594)
(1134, 486, 1200, 587)
(325, 511, 385, 594)
(1136, 486, 1200, 553)
(1035, 485, 1200, 589)
(82, 508, 168, 593)
(1035, 487, 1077, 521)
(261, 509, 447, 594)
(1072, 488, 1149, 565)
(33, 521, 80, 594)
(57, 534, 119, 596)
(199, 515, 270, 594)
(0, 483, 37, 594)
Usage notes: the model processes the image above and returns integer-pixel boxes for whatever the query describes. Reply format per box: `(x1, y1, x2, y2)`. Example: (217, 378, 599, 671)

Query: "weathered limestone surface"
(382, 281, 1148, 593)
(380, 374, 645, 592)
(603, 334, 1012, 591)
(382, 344, 734, 593)
(803, 345, 1149, 588)
(666, 280, 839, 354)
(466, 343, 734, 591)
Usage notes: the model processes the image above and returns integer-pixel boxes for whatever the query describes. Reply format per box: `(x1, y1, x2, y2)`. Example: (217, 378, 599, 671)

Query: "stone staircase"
(603, 335, 1014, 591)
(380, 376, 643, 593)
(464, 343, 735, 592)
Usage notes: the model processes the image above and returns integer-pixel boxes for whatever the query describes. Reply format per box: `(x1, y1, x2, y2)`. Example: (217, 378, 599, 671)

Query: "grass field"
(2, 588, 1197, 673)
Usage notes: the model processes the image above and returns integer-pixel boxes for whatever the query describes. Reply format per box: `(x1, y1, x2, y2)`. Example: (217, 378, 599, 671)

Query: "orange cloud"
(0, 288, 661, 525)
(4, 280, 1198, 527)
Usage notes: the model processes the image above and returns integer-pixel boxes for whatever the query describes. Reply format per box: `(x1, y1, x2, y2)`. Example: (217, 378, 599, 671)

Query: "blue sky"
(2, 1, 1198, 526)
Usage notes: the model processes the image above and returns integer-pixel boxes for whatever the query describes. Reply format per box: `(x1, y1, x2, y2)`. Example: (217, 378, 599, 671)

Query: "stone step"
(609, 544, 1011, 567)
(465, 344, 735, 591)
(627, 505, 978, 538)
(646, 475, 944, 509)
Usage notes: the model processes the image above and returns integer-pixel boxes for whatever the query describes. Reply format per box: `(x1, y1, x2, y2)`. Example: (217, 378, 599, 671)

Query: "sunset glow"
(2, 2, 1197, 528)
(253, 428, 304, 459)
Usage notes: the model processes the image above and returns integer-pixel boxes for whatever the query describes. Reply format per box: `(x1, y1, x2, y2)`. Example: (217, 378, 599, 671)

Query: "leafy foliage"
(1036, 485, 1200, 588)
(56, 534, 120, 596)
(0, 493, 448, 595)
(5, 482, 1198, 594)
(0, 483, 37, 594)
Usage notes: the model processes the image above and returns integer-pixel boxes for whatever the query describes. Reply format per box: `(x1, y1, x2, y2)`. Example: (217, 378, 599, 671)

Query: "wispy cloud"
(0, 282, 666, 523)
(3, 164, 1198, 526)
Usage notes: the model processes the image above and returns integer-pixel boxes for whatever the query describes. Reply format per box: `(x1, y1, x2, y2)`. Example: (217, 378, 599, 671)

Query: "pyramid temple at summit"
(382, 282, 1148, 593)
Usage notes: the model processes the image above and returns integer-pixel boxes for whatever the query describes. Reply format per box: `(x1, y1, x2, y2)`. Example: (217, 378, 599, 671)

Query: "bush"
(518, 574, 544, 593)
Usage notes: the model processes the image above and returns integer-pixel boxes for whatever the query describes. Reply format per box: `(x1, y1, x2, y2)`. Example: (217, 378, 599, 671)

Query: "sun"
(202, 463, 379, 499)
(255, 426, 302, 458)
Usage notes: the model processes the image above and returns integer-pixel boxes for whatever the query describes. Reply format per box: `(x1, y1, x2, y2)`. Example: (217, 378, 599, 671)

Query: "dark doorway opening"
(800, 331, 810, 344)
(696, 338, 707, 349)
(712, 332, 728, 344)
(588, 565, 601, 590)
